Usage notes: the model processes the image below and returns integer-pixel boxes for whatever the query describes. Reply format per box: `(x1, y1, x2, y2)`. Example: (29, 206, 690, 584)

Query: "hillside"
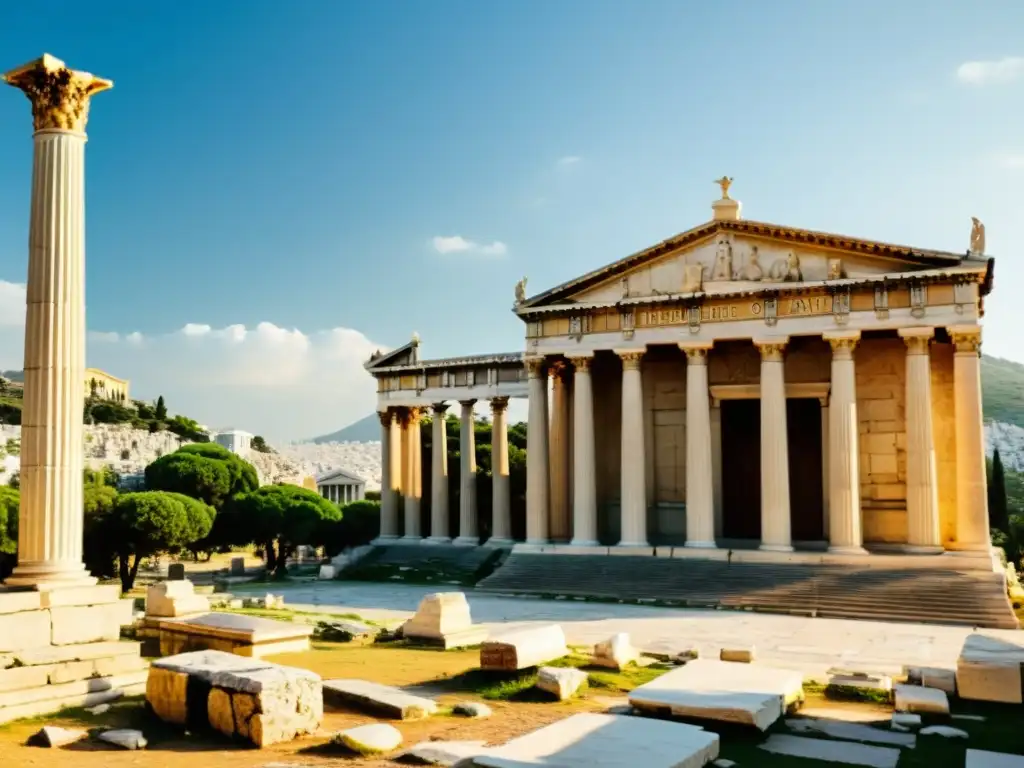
(309, 413, 379, 443)
(981, 356, 1024, 429)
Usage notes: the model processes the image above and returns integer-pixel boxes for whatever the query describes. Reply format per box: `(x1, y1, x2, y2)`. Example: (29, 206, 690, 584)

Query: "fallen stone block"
(904, 665, 956, 695)
(146, 580, 210, 618)
(28, 726, 87, 748)
(629, 659, 804, 731)
(967, 749, 1024, 767)
(156, 612, 312, 658)
(453, 701, 491, 718)
(760, 734, 898, 768)
(827, 671, 893, 698)
(720, 645, 754, 663)
(920, 725, 968, 739)
(785, 716, 915, 748)
(403, 740, 489, 766)
(316, 619, 379, 644)
(479, 625, 568, 671)
(402, 593, 488, 649)
(334, 723, 402, 755)
(536, 666, 587, 700)
(894, 684, 948, 715)
(98, 729, 148, 750)
(323, 679, 437, 720)
(956, 633, 1024, 704)
(591, 633, 639, 670)
(471, 712, 718, 768)
(891, 712, 921, 730)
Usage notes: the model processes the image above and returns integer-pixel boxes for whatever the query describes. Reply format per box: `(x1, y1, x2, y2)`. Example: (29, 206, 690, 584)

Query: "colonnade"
(376, 397, 512, 545)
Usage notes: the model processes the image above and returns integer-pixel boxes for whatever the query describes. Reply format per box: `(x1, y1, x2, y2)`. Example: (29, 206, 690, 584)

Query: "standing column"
(5, 55, 111, 588)
(711, 401, 723, 538)
(755, 340, 793, 552)
(682, 344, 716, 548)
(454, 400, 479, 545)
(824, 331, 867, 554)
(525, 358, 550, 544)
(428, 403, 450, 543)
(820, 399, 830, 540)
(488, 397, 513, 545)
(569, 356, 597, 546)
(949, 325, 990, 552)
(402, 408, 423, 541)
(899, 328, 942, 552)
(548, 363, 571, 542)
(617, 350, 649, 548)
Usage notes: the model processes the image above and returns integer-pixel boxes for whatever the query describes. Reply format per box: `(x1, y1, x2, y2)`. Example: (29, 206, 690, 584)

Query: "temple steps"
(476, 554, 1019, 629)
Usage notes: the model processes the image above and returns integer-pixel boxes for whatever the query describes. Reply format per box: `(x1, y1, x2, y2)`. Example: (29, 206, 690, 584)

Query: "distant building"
(85, 368, 129, 402)
(213, 429, 253, 457)
(316, 468, 366, 504)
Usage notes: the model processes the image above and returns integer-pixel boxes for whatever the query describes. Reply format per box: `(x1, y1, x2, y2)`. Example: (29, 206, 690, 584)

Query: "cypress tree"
(989, 448, 1010, 534)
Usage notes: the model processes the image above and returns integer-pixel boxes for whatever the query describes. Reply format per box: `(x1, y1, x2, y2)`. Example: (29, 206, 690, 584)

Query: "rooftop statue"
(514, 276, 528, 306)
(714, 175, 733, 200)
(970, 217, 985, 256)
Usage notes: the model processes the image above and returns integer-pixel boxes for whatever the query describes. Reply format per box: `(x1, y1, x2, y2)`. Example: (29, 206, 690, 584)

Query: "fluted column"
(682, 343, 716, 548)
(454, 400, 479, 545)
(617, 350, 648, 548)
(711, 401, 723, 538)
(549, 363, 571, 542)
(820, 399, 830, 540)
(488, 397, 513, 545)
(756, 340, 793, 552)
(5, 55, 112, 588)
(899, 328, 942, 552)
(525, 358, 550, 544)
(949, 325, 990, 552)
(825, 331, 867, 554)
(402, 408, 423, 541)
(427, 403, 450, 543)
(376, 410, 400, 540)
(569, 356, 597, 546)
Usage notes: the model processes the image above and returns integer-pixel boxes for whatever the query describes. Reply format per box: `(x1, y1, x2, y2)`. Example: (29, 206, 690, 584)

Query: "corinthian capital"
(4, 54, 112, 134)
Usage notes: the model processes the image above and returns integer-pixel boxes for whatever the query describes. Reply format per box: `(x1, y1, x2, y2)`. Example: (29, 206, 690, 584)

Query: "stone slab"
(536, 666, 587, 700)
(50, 600, 134, 646)
(39, 585, 121, 609)
(28, 725, 87, 748)
(591, 633, 640, 670)
(629, 659, 804, 731)
(956, 633, 1024, 704)
(0, 670, 147, 708)
(323, 678, 437, 720)
(0, 590, 42, 614)
(472, 712, 719, 768)
(479, 624, 569, 671)
(894, 684, 948, 714)
(828, 672, 893, 693)
(0, 685, 134, 725)
(785, 716, 915, 748)
(13, 640, 141, 666)
(157, 612, 313, 643)
(336, 723, 402, 755)
(760, 734, 899, 767)
(0, 609, 50, 653)
(904, 665, 957, 694)
(966, 749, 1024, 767)
(404, 740, 489, 765)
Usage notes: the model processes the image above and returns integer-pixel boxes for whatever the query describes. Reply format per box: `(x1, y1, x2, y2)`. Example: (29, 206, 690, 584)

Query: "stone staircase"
(476, 554, 1020, 629)
(343, 544, 507, 586)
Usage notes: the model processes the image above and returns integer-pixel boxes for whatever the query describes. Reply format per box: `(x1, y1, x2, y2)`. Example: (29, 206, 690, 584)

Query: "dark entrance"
(721, 399, 761, 540)
(787, 398, 825, 541)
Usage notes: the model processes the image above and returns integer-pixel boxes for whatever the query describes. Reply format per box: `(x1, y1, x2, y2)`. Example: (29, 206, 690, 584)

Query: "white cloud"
(995, 151, 1024, 169)
(557, 155, 582, 167)
(956, 56, 1024, 85)
(431, 235, 508, 257)
(0, 280, 384, 443)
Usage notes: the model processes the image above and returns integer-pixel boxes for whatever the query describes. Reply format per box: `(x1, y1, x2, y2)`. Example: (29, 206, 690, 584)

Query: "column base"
(685, 540, 718, 549)
(828, 545, 869, 555)
(397, 536, 422, 544)
(613, 542, 652, 553)
(759, 543, 794, 553)
(452, 536, 480, 547)
(371, 535, 400, 545)
(4, 562, 96, 590)
(569, 538, 600, 547)
(484, 537, 515, 547)
(902, 544, 945, 555)
(422, 536, 452, 545)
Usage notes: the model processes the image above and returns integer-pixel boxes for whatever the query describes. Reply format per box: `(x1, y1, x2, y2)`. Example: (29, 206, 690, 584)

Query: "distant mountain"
(982, 356, 1024, 430)
(1, 370, 23, 383)
(308, 413, 379, 444)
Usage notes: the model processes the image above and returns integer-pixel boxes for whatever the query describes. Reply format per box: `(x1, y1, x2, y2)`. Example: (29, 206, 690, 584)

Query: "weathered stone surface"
(966, 749, 1024, 767)
(0, 591, 42, 614)
(39, 585, 122, 609)
(629, 659, 804, 731)
(146, 580, 210, 618)
(472, 712, 719, 768)
(99, 729, 148, 750)
(904, 665, 956, 694)
(14, 640, 141, 666)
(28, 725, 87, 748)
(0, 672, 143, 710)
(786, 716, 915, 747)
(403, 592, 488, 649)
(536, 666, 587, 700)
(453, 701, 492, 718)
(591, 633, 639, 670)
(335, 723, 402, 755)
(479, 624, 568, 671)
(403, 740, 489, 765)
(146, 666, 190, 725)
(956, 633, 1024, 704)
(720, 645, 755, 663)
(50, 600, 133, 646)
(317, 619, 379, 644)
(828, 671, 893, 694)
(157, 611, 312, 658)
(0, 609, 50, 653)
(0, 684, 135, 726)
(0, 665, 50, 693)
(760, 734, 899, 767)
(894, 684, 948, 715)
(323, 678, 437, 719)
(85, 703, 110, 715)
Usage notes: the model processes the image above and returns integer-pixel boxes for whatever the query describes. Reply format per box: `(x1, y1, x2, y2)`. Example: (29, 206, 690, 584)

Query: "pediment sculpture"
(768, 252, 802, 282)
(736, 245, 764, 281)
(710, 236, 734, 281)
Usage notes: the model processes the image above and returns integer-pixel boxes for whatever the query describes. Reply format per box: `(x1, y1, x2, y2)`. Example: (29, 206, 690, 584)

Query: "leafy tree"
(146, 443, 257, 510)
(84, 466, 119, 488)
(8, 471, 19, 489)
(5, 438, 19, 456)
(155, 395, 168, 420)
(989, 449, 1010, 535)
(83, 483, 119, 579)
(0, 486, 18, 580)
(322, 499, 379, 556)
(165, 415, 209, 442)
(228, 484, 341, 575)
(87, 400, 135, 425)
(251, 435, 272, 453)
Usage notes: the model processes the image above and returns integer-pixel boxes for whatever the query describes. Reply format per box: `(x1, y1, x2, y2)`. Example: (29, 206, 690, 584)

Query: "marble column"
(711, 402, 723, 538)
(427, 403, 450, 543)
(617, 350, 648, 548)
(682, 343, 716, 548)
(568, 356, 597, 546)
(820, 399, 830, 540)
(899, 328, 942, 553)
(949, 325, 990, 552)
(525, 358, 550, 544)
(454, 400, 479, 545)
(4, 56, 111, 588)
(402, 408, 423, 541)
(488, 397, 513, 545)
(824, 331, 867, 554)
(548, 363, 571, 542)
(756, 340, 793, 552)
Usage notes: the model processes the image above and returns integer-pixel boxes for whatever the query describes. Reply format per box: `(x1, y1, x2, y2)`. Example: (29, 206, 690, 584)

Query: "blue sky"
(0, 1, 1020, 440)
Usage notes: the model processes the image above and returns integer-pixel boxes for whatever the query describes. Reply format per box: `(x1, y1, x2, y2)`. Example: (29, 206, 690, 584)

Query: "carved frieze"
(736, 245, 764, 281)
(767, 252, 802, 282)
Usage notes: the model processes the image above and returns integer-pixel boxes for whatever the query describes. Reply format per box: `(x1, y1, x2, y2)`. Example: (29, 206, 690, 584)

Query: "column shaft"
(569, 357, 597, 546)
(711, 402, 723, 538)
(825, 332, 867, 553)
(618, 350, 648, 547)
(820, 402, 830, 540)
(950, 326, 990, 551)
(429, 403, 450, 542)
(402, 409, 422, 540)
(525, 359, 550, 544)
(756, 340, 793, 552)
(900, 328, 942, 552)
(488, 397, 513, 544)
(455, 400, 479, 545)
(548, 364, 571, 542)
(682, 344, 716, 547)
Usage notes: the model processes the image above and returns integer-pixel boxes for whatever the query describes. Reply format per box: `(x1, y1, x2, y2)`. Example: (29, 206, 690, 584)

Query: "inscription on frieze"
(634, 294, 832, 328)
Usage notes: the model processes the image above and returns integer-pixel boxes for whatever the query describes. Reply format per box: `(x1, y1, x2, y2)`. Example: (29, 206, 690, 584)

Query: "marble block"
(828, 672, 893, 695)
(536, 666, 588, 700)
(479, 625, 568, 671)
(156, 611, 312, 658)
(760, 734, 899, 768)
(402, 592, 489, 649)
(471, 712, 719, 768)
(591, 633, 640, 670)
(323, 678, 437, 720)
(956, 633, 1024, 704)
(966, 749, 1024, 767)
(904, 665, 957, 695)
(720, 645, 755, 663)
(629, 659, 804, 731)
(894, 684, 948, 715)
(146, 580, 210, 618)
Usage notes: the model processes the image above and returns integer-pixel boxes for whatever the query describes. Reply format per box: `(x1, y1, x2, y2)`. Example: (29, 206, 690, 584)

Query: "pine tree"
(989, 448, 1010, 534)
(155, 395, 167, 420)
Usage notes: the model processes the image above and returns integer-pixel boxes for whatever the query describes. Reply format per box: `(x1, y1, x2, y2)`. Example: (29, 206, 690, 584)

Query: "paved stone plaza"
(247, 581, 1017, 677)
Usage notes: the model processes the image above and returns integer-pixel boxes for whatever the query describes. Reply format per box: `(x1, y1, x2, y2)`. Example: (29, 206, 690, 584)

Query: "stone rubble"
(956, 633, 1024, 704)
(966, 749, 1024, 767)
(334, 723, 403, 755)
(785, 716, 915, 748)
(893, 683, 949, 715)
(891, 712, 922, 730)
(591, 633, 640, 670)
(903, 665, 957, 695)
(536, 666, 588, 700)
(479, 624, 569, 671)
(98, 729, 148, 750)
(402, 740, 489, 766)
(322, 678, 437, 719)
(28, 725, 87, 748)
(719, 645, 754, 663)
